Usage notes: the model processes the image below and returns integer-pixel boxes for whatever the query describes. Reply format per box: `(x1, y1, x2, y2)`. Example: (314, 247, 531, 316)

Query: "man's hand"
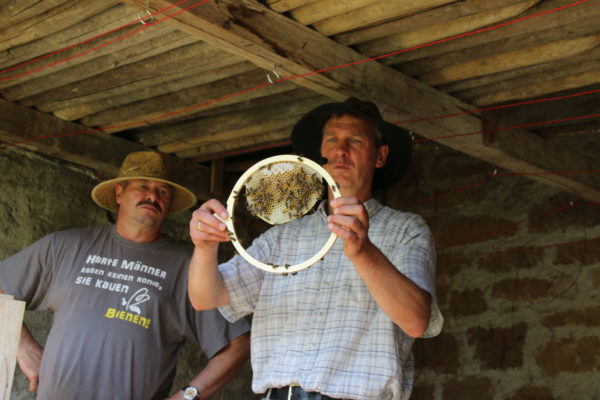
(188, 199, 232, 310)
(16, 326, 44, 392)
(189, 199, 231, 248)
(326, 196, 372, 259)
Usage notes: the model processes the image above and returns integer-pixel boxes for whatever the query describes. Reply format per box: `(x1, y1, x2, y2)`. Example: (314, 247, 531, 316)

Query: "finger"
(327, 220, 360, 245)
(193, 207, 228, 232)
(195, 219, 229, 238)
(201, 199, 229, 220)
(328, 214, 364, 234)
(330, 196, 360, 209)
(195, 213, 227, 232)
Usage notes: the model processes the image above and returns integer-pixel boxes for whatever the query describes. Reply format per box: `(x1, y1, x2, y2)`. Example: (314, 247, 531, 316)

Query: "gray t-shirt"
(0, 225, 250, 400)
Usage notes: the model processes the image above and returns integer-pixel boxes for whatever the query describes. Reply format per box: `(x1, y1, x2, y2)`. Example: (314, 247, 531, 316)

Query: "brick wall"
(387, 143, 600, 400)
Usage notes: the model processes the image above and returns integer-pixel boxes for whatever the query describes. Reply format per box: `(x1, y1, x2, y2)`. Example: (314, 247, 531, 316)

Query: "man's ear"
(376, 144, 389, 168)
(114, 183, 123, 206)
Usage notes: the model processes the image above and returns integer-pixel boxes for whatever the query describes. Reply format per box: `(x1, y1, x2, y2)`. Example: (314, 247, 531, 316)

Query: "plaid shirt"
(219, 199, 443, 400)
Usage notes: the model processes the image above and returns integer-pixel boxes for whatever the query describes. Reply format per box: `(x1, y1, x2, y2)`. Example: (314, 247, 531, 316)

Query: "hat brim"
(291, 102, 412, 190)
(91, 176, 197, 214)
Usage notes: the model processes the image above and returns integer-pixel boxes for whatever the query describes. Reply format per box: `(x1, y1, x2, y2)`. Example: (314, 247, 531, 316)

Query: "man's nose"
(334, 140, 350, 156)
(145, 188, 159, 201)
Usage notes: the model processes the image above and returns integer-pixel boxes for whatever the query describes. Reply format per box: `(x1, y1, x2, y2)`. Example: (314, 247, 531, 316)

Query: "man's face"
(114, 179, 173, 229)
(320, 114, 389, 200)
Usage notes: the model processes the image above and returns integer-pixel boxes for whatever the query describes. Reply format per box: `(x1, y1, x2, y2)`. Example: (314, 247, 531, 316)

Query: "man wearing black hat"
(188, 99, 443, 400)
(0, 151, 251, 400)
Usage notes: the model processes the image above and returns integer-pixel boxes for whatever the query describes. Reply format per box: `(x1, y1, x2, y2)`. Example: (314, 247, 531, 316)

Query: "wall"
(2, 142, 599, 400)
(0, 147, 256, 400)
(386, 143, 600, 399)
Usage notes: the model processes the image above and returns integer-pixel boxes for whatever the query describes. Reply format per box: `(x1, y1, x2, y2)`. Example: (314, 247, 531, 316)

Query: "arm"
(166, 332, 250, 400)
(187, 199, 231, 310)
(327, 197, 431, 338)
(0, 286, 44, 392)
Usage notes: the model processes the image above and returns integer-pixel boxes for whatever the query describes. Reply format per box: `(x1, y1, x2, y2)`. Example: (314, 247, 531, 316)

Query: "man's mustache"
(137, 200, 162, 213)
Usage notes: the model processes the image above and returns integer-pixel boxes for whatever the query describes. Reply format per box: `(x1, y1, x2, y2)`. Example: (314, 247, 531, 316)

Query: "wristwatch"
(182, 385, 200, 400)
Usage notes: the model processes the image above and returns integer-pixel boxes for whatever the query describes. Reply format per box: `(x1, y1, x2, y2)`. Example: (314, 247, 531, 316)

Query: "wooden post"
(0, 294, 26, 400)
(210, 158, 225, 196)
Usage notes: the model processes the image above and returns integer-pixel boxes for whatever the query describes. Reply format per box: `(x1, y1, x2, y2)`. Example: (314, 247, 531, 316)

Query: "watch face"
(183, 386, 198, 400)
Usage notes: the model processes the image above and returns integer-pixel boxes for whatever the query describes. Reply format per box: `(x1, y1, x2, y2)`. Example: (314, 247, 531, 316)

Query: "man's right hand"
(189, 199, 231, 248)
(188, 199, 233, 309)
(17, 326, 44, 392)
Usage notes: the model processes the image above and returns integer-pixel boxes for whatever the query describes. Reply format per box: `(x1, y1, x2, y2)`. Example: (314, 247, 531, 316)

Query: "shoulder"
(50, 225, 112, 242)
(374, 202, 428, 226)
(371, 204, 432, 240)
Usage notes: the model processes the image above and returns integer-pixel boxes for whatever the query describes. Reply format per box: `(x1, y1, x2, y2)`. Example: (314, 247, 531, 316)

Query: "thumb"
(29, 378, 39, 392)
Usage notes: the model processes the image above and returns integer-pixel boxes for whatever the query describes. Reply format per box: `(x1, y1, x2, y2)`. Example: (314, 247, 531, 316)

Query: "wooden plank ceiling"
(0, 0, 599, 201)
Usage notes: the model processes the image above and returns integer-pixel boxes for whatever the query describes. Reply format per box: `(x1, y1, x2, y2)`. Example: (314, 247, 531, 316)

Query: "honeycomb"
(243, 161, 324, 224)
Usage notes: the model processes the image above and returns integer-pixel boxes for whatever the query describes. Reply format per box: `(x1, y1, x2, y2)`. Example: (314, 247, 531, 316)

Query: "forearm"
(187, 246, 230, 310)
(351, 243, 431, 338)
(178, 332, 251, 400)
(0, 286, 44, 392)
(0, 286, 43, 372)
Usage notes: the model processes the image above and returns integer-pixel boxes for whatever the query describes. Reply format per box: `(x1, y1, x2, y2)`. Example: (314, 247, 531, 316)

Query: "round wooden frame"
(223, 154, 340, 274)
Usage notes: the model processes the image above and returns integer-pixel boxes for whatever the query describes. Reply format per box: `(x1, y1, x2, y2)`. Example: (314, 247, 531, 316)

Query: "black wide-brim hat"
(291, 98, 412, 190)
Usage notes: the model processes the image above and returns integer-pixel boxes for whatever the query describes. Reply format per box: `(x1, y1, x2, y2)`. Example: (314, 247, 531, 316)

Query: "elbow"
(187, 289, 211, 311)
(405, 307, 431, 338)
(406, 319, 429, 338)
(187, 286, 229, 310)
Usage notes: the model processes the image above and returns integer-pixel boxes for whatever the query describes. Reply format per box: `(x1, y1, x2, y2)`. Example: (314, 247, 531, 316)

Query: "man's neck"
(115, 219, 163, 243)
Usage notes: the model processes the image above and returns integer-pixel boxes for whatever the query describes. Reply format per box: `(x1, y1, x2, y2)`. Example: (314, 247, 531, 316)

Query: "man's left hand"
(327, 196, 372, 259)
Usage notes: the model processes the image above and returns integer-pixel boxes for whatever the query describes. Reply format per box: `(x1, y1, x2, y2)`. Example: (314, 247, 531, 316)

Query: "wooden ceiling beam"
(310, 0, 454, 37)
(264, 0, 319, 14)
(471, 68, 600, 107)
(19, 41, 240, 110)
(355, 0, 539, 58)
(383, 0, 599, 66)
(334, 0, 534, 46)
(536, 121, 600, 139)
(0, 0, 69, 29)
(0, 1, 119, 52)
(80, 70, 297, 131)
(115, 0, 600, 202)
(139, 94, 326, 148)
(53, 61, 254, 121)
(178, 130, 292, 161)
(398, 17, 599, 78)
(421, 34, 599, 87)
(0, 27, 190, 97)
(0, 99, 213, 201)
(439, 47, 600, 96)
(286, 0, 380, 26)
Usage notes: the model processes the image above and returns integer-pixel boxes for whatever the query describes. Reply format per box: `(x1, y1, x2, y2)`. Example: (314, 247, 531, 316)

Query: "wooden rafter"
(0, 99, 212, 200)
(118, 0, 600, 202)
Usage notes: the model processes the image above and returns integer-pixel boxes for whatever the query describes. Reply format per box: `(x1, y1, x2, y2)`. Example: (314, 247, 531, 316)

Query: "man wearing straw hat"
(187, 98, 443, 400)
(0, 151, 250, 400)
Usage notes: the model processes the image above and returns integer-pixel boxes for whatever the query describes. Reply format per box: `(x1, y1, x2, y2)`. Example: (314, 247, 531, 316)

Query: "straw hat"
(91, 151, 197, 214)
(291, 97, 412, 190)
